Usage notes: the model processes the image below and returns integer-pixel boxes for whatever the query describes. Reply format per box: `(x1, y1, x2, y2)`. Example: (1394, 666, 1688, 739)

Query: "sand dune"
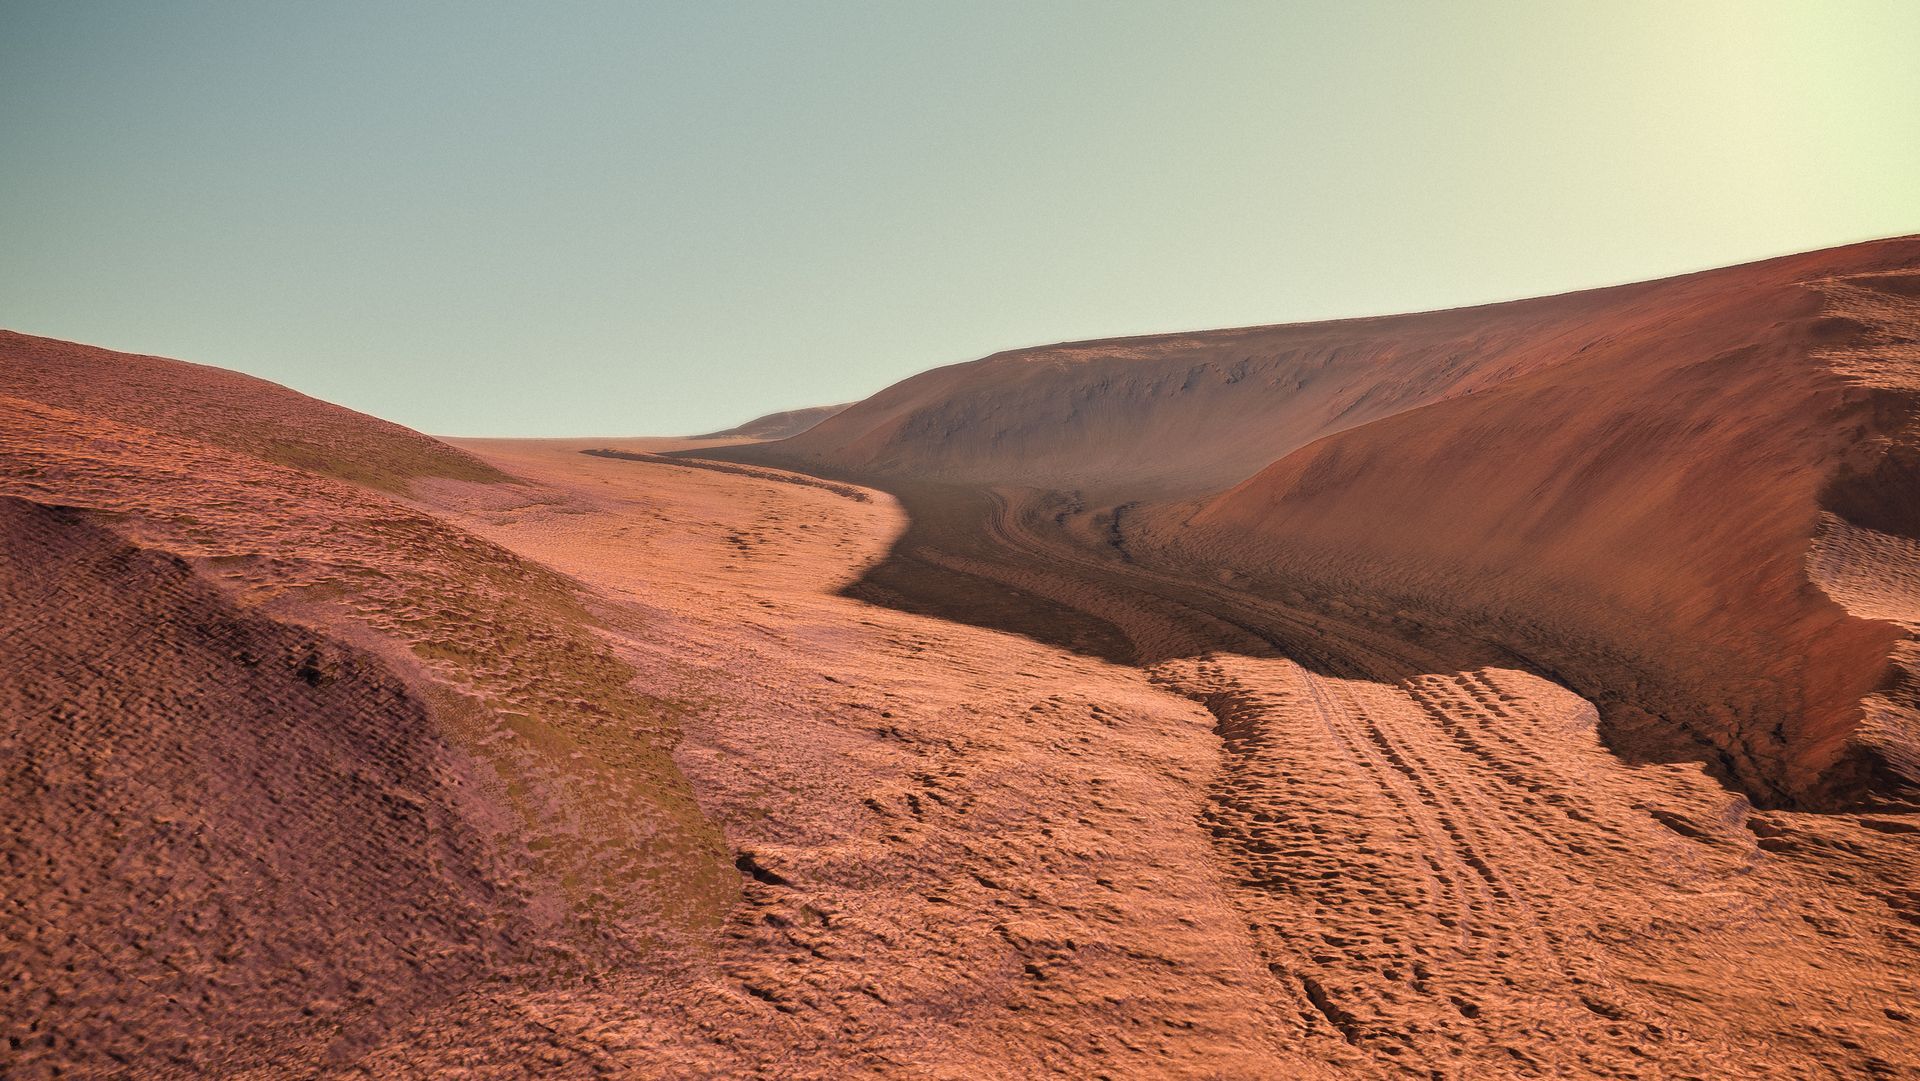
(716, 237, 1920, 811)
(0, 330, 508, 493)
(1158, 254, 1920, 808)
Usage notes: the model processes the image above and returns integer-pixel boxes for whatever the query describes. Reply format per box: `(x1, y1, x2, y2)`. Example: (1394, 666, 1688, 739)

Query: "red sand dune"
(5, 238, 1920, 1078)
(0, 330, 510, 493)
(718, 237, 1920, 811)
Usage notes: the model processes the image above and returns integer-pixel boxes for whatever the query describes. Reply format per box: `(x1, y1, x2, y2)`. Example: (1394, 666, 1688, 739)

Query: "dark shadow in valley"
(660, 444, 1836, 810)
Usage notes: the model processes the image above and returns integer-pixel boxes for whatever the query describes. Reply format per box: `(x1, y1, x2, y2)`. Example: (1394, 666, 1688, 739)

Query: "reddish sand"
(719, 237, 1920, 811)
(4, 238, 1920, 1079)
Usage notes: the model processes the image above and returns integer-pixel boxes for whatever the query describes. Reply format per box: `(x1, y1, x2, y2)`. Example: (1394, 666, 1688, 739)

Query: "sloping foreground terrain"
(714, 236, 1920, 812)
(462, 437, 1920, 1078)
(0, 334, 736, 1075)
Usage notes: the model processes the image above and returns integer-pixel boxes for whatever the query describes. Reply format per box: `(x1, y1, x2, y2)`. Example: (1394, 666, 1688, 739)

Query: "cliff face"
(723, 237, 1920, 807)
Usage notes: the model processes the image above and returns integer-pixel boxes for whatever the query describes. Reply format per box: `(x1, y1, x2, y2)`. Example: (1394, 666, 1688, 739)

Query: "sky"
(3, 2, 1917, 436)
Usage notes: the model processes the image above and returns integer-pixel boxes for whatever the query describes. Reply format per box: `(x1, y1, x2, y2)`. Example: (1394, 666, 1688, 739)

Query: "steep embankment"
(1155, 253, 1920, 807)
(719, 237, 1920, 808)
(0, 333, 733, 1076)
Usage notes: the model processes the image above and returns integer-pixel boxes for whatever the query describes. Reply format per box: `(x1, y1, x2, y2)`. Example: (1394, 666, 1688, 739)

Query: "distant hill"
(691, 402, 851, 441)
(710, 236, 1920, 809)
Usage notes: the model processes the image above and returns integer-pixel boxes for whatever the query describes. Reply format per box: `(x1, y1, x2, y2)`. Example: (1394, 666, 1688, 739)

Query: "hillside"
(711, 237, 1920, 808)
(0, 330, 509, 493)
(1154, 256, 1920, 807)
(691, 401, 851, 441)
(0, 333, 733, 1075)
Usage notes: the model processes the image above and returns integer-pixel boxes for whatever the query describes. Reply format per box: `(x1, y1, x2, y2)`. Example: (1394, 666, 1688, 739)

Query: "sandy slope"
(0, 338, 734, 1076)
(1, 497, 532, 1070)
(829, 482, 1920, 1076)
(716, 237, 1920, 811)
(421, 439, 1342, 1078)
(1156, 252, 1920, 808)
(0, 330, 510, 493)
(690, 402, 852, 441)
(418, 440, 1920, 1079)
(390, 440, 1920, 1078)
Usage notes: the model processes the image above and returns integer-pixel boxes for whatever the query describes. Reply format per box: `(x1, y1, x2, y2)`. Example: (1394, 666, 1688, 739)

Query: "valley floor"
(404, 440, 1919, 1079)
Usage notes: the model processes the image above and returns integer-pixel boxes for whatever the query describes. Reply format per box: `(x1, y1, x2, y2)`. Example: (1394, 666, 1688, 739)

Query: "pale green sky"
(3, 2, 1915, 435)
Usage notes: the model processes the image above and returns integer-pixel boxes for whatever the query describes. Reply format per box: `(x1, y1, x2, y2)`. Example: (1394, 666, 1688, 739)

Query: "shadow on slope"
(683, 238, 1920, 812)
